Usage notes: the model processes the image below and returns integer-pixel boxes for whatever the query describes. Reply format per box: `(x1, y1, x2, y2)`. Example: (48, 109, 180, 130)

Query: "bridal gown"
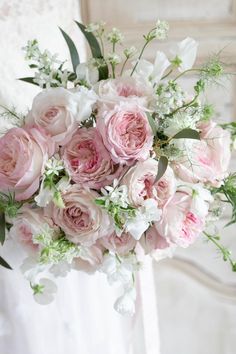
(0, 1, 161, 353)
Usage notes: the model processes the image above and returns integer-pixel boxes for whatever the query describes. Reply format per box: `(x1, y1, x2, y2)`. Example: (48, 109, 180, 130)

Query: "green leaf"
(75, 21, 109, 80)
(172, 128, 200, 140)
(0, 256, 12, 270)
(59, 27, 80, 72)
(155, 156, 168, 182)
(75, 21, 102, 58)
(147, 112, 157, 135)
(0, 212, 5, 245)
(18, 77, 39, 86)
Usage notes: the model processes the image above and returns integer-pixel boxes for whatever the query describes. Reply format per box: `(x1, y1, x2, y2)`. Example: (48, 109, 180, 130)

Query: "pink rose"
(174, 121, 231, 186)
(0, 126, 54, 201)
(47, 185, 112, 246)
(26, 87, 97, 146)
(99, 232, 136, 255)
(122, 158, 176, 206)
(62, 127, 122, 189)
(73, 242, 104, 273)
(97, 102, 153, 165)
(9, 205, 52, 253)
(97, 77, 152, 108)
(155, 191, 205, 248)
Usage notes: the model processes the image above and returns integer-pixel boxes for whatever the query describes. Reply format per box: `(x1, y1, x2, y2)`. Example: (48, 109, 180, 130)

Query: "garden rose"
(174, 121, 231, 186)
(155, 191, 206, 248)
(97, 102, 153, 165)
(99, 232, 136, 255)
(48, 185, 112, 246)
(62, 127, 122, 189)
(26, 87, 97, 145)
(9, 205, 52, 253)
(122, 158, 176, 206)
(97, 77, 152, 107)
(0, 126, 54, 201)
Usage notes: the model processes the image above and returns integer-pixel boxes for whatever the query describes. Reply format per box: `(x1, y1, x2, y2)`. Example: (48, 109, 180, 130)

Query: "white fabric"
(0, 1, 161, 353)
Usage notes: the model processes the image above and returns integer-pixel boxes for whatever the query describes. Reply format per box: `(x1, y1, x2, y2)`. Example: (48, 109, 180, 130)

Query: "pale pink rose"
(97, 102, 153, 165)
(97, 77, 152, 108)
(174, 121, 231, 186)
(122, 158, 176, 206)
(0, 126, 54, 201)
(73, 242, 104, 273)
(9, 205, 52, 253)
(47, 185, 112, 246)
(155, 191, 205, 248)
(62, 127, 122, 189)
(26, 87, 96, 145)
(99, 232, 136, 255)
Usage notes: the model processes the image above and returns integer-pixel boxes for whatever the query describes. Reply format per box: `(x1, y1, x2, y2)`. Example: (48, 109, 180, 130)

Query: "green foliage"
(212, 173, 236, 226)
(172, 128, 200, 140)
(75, 21, 109, 80)
(0, 256, 12, 270)
(203, 231, 236, 272)
(155, 156, 168, 182)
(59, 27, 80, 72)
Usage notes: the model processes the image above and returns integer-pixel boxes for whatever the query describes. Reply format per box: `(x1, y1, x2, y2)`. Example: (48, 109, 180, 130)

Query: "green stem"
(165, 93, 199, 117)
(130, 40, 149, 76)
(120, 57, 129, 76)
(161, 69, 173, 80)
(203, 231, 236, 271)
(173, 68, 204, 82)
(0, 104, 21, 120)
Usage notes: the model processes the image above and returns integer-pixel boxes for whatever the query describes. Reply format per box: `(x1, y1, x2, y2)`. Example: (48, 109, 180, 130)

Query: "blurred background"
(0, 1, 236, 353)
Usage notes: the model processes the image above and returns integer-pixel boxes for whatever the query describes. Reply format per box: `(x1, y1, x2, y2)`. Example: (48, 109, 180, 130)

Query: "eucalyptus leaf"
(18, 77, 39, 86)
(59, 27, 80, 72)
(0, 212, 5, 245)
(75, 21, 109, 80)
(155, 156, 168, 183)
(0, 256, 12, 270)
(172, 128, 200, 140)
(147, 112, 157, 135)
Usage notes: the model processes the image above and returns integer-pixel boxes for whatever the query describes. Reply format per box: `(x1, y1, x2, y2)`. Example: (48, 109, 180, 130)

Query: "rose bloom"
(99, 232, 136, 255)
(96, 77, 153, 108)
(97, 102, 153, 165)
(155, 191, 205, 248)
(122, 158, 176, 206)
(9, 205, 52, 254)
(173, 121, 231, 186)
(62, 127, 122, 189)
(0, 126, 54, 201)
(47, 185, 112, 246)
(26, 87, 97, 146)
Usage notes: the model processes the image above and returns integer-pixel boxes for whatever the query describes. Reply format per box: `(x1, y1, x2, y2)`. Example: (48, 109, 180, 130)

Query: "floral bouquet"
(0, 20, 236, 315)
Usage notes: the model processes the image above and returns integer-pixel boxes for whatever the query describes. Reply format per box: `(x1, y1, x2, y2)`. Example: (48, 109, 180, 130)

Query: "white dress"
(0, 1, 160, 353)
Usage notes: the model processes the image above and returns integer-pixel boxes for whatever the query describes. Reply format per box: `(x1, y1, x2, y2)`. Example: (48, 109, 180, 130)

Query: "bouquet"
(0, 20, 236, 315)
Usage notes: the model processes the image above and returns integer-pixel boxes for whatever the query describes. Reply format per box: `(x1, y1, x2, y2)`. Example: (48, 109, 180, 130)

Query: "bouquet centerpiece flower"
(0, 19, 236, 315)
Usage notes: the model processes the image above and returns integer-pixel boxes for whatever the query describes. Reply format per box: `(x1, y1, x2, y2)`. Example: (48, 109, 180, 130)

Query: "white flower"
(191, 184, 213, 218)
(154, 20, 169, 40)
(114, 285, 136, 316)
(107, 28, 124, 44)
(125, 199, 162, 240)
(107, 53, 121, 65)
(35, 182, 54, 207)
(134, 51, 170, 85)
(20, 256, 48, 283)
(74, 86, 97, 122)
(45, 157, 64, 176)
(76, 62, 99, 85)
(100, 253, 133, 285)
(32, 278, 57, 305)
(101, 180, 129, 208)
(170, 37, 198, 72)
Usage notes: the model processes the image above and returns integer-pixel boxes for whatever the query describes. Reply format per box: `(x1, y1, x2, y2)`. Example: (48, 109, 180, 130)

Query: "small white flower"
(114, 285, 136, 316)
(35, 181, 54, 207)
(100, 253, 133, 285)
(154, 20, 169, 40)
(101, 180, 130, 208)
(32, 278, 57, 305)
(170, 37, 198, 72)
(107, 28, 124, 44)
(76, 62, 99, 85)
(74, 86, 97, 122)
(125, 199, 162, 240)
(124, 46, 137, 58)
(107, 53, 121, 65)
(85, 21, 106, 33)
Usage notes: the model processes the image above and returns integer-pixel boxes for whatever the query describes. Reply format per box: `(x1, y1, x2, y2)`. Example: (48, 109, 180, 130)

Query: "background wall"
(81, 1, 236, 353)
